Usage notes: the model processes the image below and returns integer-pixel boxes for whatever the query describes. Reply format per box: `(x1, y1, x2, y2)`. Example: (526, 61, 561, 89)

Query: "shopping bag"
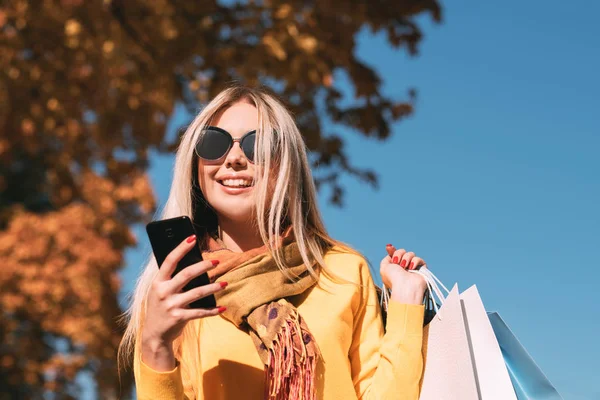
(415, 277, 479, 399)
(488, 312, 563, 400)
(461, 285, 517, 399)
(411, 269, 519, 400)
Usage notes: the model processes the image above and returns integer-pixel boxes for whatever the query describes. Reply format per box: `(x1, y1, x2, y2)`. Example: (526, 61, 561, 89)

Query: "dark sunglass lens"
(241, 132, 256, 162)
(196, 129, 231, 160)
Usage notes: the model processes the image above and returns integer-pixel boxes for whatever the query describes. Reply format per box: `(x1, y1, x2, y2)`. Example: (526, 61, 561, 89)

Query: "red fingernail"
(211, 260, 220, 266)
(386, 244, 393, 247)
(218, 306, 227, 313)
(220, 281, 228, 288)
(409, 262, 415, 270)
(186, 234, 196, 243)
(401, 260, 407, 267)
(392, 256, 398, 264)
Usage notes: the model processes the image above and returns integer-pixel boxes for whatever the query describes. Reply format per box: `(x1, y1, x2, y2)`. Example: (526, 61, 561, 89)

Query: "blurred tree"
(0, 0, 441, 398)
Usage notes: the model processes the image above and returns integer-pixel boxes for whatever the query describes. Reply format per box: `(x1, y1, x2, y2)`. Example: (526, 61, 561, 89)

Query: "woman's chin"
(213, 202, 255, 224)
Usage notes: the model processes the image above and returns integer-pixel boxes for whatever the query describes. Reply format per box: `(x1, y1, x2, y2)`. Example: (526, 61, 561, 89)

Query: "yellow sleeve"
(133, 342, 194, 400)
(350, 262, 425, 400)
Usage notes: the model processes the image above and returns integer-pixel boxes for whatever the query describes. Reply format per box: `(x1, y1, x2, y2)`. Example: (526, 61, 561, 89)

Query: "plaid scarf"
(201, 235, 320, 400)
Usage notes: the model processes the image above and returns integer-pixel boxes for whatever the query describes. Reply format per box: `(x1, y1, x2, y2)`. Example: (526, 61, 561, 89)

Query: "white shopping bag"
(401, 269, 517, 400)
(418, 283, 479, 400)
(461, 285, 517, 400)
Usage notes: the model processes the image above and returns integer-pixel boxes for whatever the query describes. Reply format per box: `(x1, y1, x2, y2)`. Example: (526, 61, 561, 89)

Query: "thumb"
(386, 244, 396, 258)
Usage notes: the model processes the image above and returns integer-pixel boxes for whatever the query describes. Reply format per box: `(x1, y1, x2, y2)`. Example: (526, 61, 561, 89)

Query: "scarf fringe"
(265, 317, 317, 400)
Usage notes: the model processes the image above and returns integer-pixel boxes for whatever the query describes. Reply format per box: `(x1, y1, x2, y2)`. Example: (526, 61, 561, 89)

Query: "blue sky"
(121, 1, 600, 398)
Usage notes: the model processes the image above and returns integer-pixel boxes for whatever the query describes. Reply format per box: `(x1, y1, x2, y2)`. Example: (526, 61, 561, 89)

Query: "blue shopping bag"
(488, 312, 563, 400)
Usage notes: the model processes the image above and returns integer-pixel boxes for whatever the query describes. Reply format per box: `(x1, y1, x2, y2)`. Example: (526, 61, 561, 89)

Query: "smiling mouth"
(218, 178, 254, 188)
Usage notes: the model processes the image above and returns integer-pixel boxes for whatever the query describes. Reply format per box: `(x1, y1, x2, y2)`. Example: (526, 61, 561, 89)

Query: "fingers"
(156, 234, 198, 281)
(409, 257, 426, 271)
(169, 259, 219, 293)
(386, 244, 396, 258)
(174, 281, 227, 308)
(386, 244, 426, 270)
(181, 306, 226, 322)
(391, 248, 407, 266)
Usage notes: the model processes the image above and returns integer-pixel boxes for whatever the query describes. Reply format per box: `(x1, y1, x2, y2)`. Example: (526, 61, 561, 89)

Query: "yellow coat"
(134, 250, 424, 400)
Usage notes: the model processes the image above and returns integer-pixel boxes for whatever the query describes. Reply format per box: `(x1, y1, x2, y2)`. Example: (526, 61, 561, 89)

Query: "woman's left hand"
(380, 244, 428, 305)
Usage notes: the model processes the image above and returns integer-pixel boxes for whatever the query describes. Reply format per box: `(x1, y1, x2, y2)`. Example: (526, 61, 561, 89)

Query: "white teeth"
(221, 179, 253, 188)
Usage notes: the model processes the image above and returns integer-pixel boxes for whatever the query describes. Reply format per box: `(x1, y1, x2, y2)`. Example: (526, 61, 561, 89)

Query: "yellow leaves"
(76, 171, 155, 233)
(286, 23, 299, 38)
(46, 97, 59, 111)
(275, 4, 292, 19)
(164, 26, 179, 40)
(64, 19, 81, 36)
(21, 118, 35, 135)
(2, 293, 25, 312)
(102, 40, 115, 55)
(262, 33, 287, 61)
(286, 22, 318, 54)
(0, 206, 126, 378)
(297, 35, 318, 53)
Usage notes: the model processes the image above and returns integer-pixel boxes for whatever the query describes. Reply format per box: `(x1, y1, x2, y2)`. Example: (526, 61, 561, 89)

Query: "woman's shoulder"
(321, 244, 375, 283)
(323, 244, 367, 264)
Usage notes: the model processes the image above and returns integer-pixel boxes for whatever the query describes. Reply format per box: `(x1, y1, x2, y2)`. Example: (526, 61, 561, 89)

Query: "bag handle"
(409, 267, 449, 320)
(380, 267, 450, 321)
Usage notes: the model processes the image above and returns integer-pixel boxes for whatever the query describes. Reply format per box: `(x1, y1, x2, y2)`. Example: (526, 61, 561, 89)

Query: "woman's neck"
(218, 218, 264, 253)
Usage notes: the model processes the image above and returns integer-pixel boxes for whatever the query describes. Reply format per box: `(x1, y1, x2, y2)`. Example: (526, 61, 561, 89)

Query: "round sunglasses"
(195, 126, 256, 163)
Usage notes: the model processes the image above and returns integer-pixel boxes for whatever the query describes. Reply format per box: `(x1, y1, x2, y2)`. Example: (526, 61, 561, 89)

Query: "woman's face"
(197, 101, 259, 223)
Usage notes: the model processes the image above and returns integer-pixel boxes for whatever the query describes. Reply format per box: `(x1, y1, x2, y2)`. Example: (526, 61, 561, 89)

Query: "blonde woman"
(120, 86, 428, 400)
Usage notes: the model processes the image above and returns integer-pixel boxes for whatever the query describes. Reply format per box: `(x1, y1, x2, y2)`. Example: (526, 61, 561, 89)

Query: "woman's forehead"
(212, 101, 259, 136)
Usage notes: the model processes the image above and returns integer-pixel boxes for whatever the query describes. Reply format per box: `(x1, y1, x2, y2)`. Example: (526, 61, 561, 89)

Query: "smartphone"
(146, 216, 216, 309)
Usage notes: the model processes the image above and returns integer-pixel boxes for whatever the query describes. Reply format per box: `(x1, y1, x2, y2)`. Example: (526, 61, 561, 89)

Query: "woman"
(119, 86, 428, 400)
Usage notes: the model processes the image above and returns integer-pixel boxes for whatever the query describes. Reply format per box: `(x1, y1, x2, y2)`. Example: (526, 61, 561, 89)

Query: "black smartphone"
(146, 216, 216, 309)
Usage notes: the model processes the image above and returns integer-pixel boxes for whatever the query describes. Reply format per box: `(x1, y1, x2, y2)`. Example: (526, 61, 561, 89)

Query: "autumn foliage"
(0, 0, 441, 397)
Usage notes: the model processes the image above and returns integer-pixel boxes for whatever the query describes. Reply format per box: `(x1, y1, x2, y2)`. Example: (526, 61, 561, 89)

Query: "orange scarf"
(201, 234, 320, 400)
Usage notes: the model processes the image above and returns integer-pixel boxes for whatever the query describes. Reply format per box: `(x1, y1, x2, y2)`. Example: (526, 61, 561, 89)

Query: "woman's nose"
(224, 142, 247, 168)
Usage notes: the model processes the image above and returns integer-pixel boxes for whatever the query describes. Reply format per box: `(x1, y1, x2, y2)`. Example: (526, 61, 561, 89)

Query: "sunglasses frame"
(195, 125, 257, 163)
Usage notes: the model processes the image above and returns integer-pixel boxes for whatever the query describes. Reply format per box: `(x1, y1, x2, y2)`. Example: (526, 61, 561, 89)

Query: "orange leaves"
(263, 33, 288, 61)
(79, 170, 155, 222)
(64, 19, 82, 37)
(0, 205, 127, 394)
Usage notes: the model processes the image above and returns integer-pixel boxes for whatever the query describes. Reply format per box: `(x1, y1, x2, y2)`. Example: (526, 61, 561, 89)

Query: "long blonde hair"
(118, 85, 353, 369)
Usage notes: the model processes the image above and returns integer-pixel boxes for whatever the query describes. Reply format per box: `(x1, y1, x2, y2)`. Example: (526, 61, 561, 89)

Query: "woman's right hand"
(140, 234, 227, 371)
